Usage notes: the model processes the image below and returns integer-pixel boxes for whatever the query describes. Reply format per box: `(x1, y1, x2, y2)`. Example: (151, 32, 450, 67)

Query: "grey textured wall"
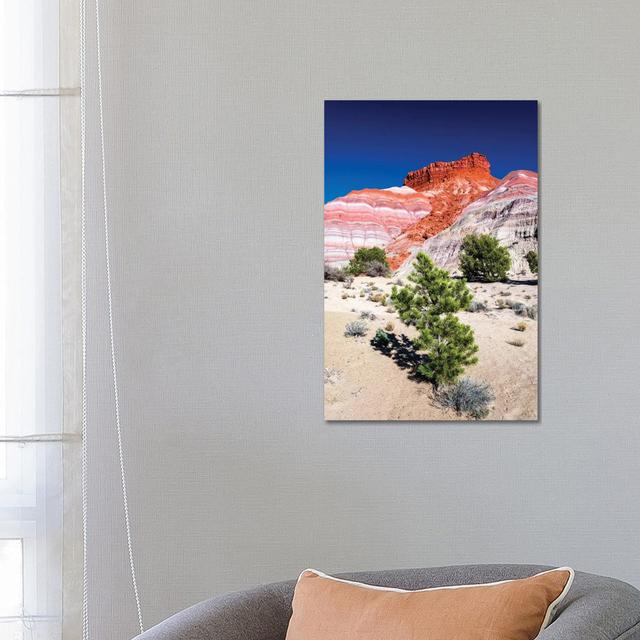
(84, 1, 640, 638)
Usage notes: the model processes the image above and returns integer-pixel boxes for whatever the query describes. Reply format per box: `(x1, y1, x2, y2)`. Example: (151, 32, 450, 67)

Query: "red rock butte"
(403, 152, 492, 191)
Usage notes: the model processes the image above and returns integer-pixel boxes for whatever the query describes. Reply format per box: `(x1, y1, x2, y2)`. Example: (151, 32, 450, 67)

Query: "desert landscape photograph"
(324, 101, 539, 421)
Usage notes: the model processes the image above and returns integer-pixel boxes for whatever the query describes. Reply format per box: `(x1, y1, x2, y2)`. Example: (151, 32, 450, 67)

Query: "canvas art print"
(324, 101, 538, 421)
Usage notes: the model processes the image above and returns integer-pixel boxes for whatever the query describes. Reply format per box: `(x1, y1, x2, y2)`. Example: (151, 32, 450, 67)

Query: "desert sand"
(324, 276, 538, 421)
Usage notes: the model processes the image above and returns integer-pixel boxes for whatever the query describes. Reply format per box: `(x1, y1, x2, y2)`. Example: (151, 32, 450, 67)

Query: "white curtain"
(0, 1, 81, 638)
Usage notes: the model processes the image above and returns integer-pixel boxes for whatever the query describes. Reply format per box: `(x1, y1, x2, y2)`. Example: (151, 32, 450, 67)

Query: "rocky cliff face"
(403, 152, 492, 190)
(399, 170, 538, 276)
(323, 186, 432, 265)
(385, 153, 499, 267)
(324, 153, 499, 267)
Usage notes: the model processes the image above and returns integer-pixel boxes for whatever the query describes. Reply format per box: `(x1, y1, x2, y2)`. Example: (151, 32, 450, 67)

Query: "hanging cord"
(94, 0, 145, 633)
(79, 0, 89, 637)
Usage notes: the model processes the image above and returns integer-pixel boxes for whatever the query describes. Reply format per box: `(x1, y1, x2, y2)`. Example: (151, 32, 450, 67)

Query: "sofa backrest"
(136, 564, 640, 640)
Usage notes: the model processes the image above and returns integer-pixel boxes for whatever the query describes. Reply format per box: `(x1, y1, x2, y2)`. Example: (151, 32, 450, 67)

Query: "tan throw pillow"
(285, 567, 574, 640)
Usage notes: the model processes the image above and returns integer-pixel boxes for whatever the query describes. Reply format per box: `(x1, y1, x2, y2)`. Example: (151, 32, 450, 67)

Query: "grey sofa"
(135, 564, 640, 639)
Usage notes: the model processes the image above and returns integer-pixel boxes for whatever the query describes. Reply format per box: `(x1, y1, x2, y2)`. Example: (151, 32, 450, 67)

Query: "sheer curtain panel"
(0, 1, 82, 639)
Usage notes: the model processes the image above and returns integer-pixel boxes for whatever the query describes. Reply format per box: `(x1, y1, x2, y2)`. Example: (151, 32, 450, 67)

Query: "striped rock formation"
(323, 186, 432, 265)
(324, 153, 499, 268)
(400, 170, 538, 277)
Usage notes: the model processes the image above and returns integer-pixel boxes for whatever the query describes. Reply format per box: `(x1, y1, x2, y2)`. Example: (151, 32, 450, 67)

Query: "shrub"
(468, 300, 488, 312)
(384, 321, 394, 332)
(371, 293, 388, 306)
(373, 328, 391, 346)
(459, 234, 511, 282)
(513, 302, 537, 319)
(436, 377, 495, 419)
(344, 320, 368, 337)
(324, 264, 349, 282)
(391, 252, 478, 386)
(507, 338, 525, 347)
(348, 247, 390, 276)
(514, 322, 528, 332)
(364, 260, 390, 277)
(360, 311, 377, 320)
(525, 250, 538, 274)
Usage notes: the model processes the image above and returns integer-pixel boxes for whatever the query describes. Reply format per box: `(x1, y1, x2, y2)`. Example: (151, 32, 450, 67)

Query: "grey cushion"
(134, 564, 640, 640)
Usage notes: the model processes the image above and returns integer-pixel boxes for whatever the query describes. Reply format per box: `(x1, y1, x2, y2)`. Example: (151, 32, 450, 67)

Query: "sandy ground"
(324, 276, 538, 421)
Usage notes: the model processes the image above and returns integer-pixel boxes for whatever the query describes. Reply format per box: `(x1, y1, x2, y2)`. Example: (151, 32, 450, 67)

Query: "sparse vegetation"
(469, 300, 488, 313)
(384, 321, 394, 332)
(525, 250, 538, 275)
(494, 298, 537, 320)
(513, 302, 537, 319)
(347, 247, 391, 277)
(459, 234, 511, 282)
(391, 252, 478, 386)
(436, 377, 495, 419)
(360, 311, 377, 320)
(364, 260, 390, 277)
(373, 328, 391, 346)
(344, 320, 368, 337)
(507, 338, 525, 347)
(513, 322, 528, 332)
(324, 264, 350, 282)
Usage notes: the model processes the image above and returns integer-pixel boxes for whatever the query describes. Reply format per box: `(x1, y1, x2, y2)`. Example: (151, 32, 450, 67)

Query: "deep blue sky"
(325, 101, 538, 202)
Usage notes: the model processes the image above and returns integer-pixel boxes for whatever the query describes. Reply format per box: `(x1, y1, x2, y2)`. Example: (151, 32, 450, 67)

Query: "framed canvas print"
(324, 100, 538, 421)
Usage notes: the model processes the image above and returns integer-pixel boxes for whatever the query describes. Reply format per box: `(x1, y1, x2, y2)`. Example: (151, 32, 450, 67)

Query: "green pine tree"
(415, 314, 479, 385)
(391, 253, 478, 386)
(459, 234, 511, 282)
(525, 250, 538, 275)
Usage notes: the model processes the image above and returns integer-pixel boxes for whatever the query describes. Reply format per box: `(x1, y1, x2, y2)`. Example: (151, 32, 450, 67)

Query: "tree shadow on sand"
(370, 332, 429, 383)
